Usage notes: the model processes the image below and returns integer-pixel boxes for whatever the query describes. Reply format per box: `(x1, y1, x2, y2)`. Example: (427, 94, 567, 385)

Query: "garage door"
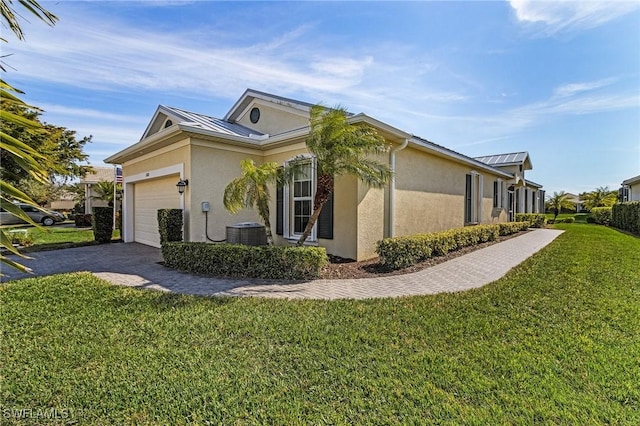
(134, 176, 181, 247)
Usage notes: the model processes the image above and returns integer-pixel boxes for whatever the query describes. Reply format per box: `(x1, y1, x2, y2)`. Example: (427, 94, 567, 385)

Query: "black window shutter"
(317, 191, 333, 239)
(493, 181, 499, 208)
(276, 184, 283, 235)
(465, 174, 472, 223)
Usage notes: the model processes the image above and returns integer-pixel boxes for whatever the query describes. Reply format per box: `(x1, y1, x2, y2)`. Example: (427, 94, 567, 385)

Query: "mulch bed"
(319, 231, 528, 280)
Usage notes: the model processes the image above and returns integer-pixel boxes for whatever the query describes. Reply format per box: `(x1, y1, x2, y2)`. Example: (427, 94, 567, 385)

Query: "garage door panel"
(134, 176, 181, 247)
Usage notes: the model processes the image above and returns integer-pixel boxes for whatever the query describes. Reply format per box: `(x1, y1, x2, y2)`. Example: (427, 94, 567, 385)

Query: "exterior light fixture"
(176, 179, 189, 195)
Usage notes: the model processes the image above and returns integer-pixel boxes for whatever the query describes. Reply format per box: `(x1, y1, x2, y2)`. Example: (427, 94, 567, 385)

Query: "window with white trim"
(292, 161, 313, 235)
(465, 171, 483, 224)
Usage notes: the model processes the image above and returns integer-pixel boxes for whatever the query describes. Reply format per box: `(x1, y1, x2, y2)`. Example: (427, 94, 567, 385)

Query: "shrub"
(563, 217, 575, 223)
(161, 243, 328, 280)
(92, 207, 113, 243)
(611, 202, 640, 235)
(376, 223, 522, 270)
(157, 209, 183, 244)
(588, 207, 612, 226)
(8, 230, 33, 247)
(515, 213, 546, 228)
(497, 221, 530, 235)
(74, 214, 92, 227)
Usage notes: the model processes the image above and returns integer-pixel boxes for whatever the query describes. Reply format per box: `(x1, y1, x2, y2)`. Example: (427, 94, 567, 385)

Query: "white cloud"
(509, 0, 640, 35)
(552, 78, 616, 98)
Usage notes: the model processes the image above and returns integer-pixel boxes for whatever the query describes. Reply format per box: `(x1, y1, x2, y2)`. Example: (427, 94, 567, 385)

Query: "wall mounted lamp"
(176, 178, 189, 195)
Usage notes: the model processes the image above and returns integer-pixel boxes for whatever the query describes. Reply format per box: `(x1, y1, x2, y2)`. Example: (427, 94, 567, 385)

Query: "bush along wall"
(515, 213, 546, 228)
(161, 243, 328, 280)
(376, 222, 529, 270)
(158, 209, 183, 244)
(588, 207, 612, 226)
(92, 207, 113, 243)
(611, 202, 640, 235)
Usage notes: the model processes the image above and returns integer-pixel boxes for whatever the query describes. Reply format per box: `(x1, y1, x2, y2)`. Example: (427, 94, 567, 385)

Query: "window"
(292, 162, 313, 235)
(277, 157, 334, 241)
(465, 172, 483, 224)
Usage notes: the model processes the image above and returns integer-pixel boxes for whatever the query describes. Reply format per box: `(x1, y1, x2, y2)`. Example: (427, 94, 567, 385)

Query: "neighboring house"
(81, 166, 118, 214)
(105, 89, 545, 260)
(620, 174, 640, 202)
(564, 193, 583, 212)
(48, 191, 76, 211)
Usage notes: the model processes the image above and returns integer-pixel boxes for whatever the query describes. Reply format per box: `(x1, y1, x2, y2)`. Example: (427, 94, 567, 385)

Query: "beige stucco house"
(620, 174, 640, 202)
(105, 89, 544, 260)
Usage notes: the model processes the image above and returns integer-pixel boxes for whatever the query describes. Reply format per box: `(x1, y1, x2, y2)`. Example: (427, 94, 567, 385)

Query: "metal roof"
(474, 152, 529, 166)
(162, 105, 263, 138)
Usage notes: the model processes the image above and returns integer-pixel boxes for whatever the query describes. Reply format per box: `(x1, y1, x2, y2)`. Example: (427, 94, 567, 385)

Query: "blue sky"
(5, 0, 639, 196)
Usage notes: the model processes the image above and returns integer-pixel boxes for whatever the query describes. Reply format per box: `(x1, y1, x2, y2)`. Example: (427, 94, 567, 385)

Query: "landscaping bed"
(321, 231, 528, 279)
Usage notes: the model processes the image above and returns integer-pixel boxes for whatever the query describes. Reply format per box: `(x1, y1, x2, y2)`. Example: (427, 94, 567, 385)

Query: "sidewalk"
(2, 229, 563, 300)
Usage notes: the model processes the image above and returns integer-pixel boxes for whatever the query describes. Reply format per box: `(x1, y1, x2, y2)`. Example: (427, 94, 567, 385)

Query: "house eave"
(622, 174, 640, 186)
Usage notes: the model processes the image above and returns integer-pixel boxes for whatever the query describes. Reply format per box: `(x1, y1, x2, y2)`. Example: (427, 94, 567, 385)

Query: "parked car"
(0, 203, 66, 226)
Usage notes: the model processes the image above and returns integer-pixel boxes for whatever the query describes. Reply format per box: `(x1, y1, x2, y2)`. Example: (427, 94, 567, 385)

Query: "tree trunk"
(257, 200, 274, 245)
(296, 202, 326, 246)
(296, 173, 333, 246)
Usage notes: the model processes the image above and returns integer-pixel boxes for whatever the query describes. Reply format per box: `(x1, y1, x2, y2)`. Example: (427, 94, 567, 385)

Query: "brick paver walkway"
(1, 229, 563, 300)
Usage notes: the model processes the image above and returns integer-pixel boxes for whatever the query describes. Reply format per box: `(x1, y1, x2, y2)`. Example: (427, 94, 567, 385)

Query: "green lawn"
(4, 226, 121, 251)
(1, 224, 638, 424)
(545, 212, 589, 223)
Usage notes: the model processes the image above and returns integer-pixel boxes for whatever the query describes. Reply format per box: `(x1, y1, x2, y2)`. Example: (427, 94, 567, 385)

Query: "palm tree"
(581, 186, 617, 211)
(223, 159, 282, 245)
(545, 191, 573, 222)
(295, 105, 392, 246)
(93, 180, 122, 206)
(1, 0, 57, 273)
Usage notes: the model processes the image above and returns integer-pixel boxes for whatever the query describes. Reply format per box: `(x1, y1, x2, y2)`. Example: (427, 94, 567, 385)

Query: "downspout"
(388, 138, 409, 238)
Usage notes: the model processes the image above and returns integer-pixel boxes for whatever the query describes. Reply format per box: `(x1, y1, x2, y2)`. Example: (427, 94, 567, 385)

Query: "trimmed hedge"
(515, 213, 546, 228)
(588, 207, 612, 226)
(611, 202, 640, 235)
(158, 209, 183, 244)
(74, 214, 92, 227)
(92, 207, 113, 243)
(376, 222, 529, 270)
(161, 243, 328, 280)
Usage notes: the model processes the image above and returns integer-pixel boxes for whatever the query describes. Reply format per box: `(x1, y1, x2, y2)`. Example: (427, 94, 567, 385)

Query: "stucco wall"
(392, 147, 508, 238)
(630, 182, 640, 201)
(189, 142, 264, 242)
(236, 102, 308, 136)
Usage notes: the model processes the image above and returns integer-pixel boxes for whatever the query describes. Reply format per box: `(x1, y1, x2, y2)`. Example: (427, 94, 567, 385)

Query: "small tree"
(545, 191, 573, 221)
(92, 180, 122, 206)
(581, 186, 617, 211)
(223, 159, 281, 245)
(295, 105, 392, 246)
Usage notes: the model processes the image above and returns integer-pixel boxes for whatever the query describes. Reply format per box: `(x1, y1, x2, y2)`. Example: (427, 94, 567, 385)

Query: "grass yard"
(545, 212, 589, 223)
(5, 226, 121, 252)
(1, 224, 639, 424)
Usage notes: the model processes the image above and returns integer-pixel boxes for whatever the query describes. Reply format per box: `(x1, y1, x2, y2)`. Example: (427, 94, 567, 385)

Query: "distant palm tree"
(93, 180, 121, 206)
(581, 186, 617, 211)
(546, 191, 574, 221)
(223, 159, 282, 245)
(294, 105, 392, 246)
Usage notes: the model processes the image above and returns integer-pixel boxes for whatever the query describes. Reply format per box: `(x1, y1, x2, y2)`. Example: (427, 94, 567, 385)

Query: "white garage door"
(134, 176, 181, 247)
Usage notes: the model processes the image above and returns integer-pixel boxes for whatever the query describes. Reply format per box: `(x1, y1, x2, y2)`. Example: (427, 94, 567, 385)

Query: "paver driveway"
(1, 229, 563, 299)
